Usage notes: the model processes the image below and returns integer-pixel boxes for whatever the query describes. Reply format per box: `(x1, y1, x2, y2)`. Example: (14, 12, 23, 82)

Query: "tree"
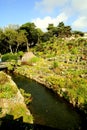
(4, 27, 17, 53)
(19, 22, 39, 47)
(46, 22, 72, 40)
(41, 24, 58, 42)
(47, 24, 54, 31)
(57, 22, 72, 38)
(36, 28, 44, 44)
(41, 32, 51, 42)
(0, 28, 7, 54)
(16, 30, 28, 52)
(6, 24, 19, 30)
(72, 31, 84, 37)
(47, 24, 55, 37)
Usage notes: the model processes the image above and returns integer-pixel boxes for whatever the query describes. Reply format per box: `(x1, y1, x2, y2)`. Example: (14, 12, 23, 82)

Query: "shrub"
(2, 51, 24, 62)
(2, 53, 17, 61)
(17, 51, 24, 59)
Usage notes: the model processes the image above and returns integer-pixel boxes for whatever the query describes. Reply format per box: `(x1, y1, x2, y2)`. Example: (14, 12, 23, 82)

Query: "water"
(12, 74, 86, 130)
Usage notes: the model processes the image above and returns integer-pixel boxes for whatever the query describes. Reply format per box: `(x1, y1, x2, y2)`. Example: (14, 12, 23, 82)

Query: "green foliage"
(7, 60, 21, 71)
(2, 51, 24, 62)
(2, 52, 23, 71)
(4, 26, 18, 53)
(52, 61, 59, 68)
(0, 21, 85, 54)
(6, 60, 16, 71)
(9, 103, 33, 123)
(16, 30, 28, 52)
(0, 72, 9, 84)
(46, 75, 65, 88)
(20, 88, 32, 105)
(0, 83, 17, 98)
(72, 30, 84, 37)
(4, 29, 86, 114)
(0, 71, 33, 123)
(0, 72, 18, 98)
(71, 48, 79, 54)
(2, 53, 17, 61)
(28, 57, 42, 64)
(19, 22, 39, 46)
(17, 51, 24, 57)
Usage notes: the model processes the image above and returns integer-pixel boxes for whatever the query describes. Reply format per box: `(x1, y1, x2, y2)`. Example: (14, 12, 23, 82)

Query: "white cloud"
(34, 0, 87, 31)
(72, 16, 87, 31)
(35, 0, 68, 12)
(70, 0, 87, 31)
(32, 12, 68, 31)
(72, 0, 87, 12)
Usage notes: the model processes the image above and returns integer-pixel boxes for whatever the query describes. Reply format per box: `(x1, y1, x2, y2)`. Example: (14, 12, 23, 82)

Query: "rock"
(61, 88, 66, 92)
(21, 52, 35, 62)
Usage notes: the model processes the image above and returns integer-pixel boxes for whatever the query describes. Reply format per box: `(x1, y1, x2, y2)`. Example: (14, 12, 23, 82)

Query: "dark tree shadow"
(0, 114, 60, 130)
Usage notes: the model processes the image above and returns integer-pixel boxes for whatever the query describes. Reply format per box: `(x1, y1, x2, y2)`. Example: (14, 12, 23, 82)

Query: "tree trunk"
(26, 42, 29, 52)
(9, 45, 13, 53)
(16, 43, 19, 53)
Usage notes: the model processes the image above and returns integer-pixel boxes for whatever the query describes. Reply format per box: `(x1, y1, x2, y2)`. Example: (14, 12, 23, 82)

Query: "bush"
(2, 53, 17, 62)
(17, 51, 24, 58)
(2, 51, 24, 62)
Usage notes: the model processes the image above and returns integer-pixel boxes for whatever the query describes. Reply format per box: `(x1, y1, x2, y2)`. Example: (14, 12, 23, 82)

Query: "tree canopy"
(0, 21, 85, 54)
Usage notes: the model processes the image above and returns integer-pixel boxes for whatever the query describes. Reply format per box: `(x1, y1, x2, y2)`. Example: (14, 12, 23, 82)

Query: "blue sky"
(0, 0, 87, 32)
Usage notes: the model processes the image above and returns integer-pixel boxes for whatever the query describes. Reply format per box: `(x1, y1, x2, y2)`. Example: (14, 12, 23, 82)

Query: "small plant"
(20, 88, 32, 105)
(52, 61, 59, 68)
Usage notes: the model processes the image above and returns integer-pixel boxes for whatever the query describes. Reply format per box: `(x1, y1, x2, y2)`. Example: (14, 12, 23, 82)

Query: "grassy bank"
(14, 57, 87, 113)
(0, 71, 33, 123)
(2, 37, 87, 114)
(14, 38, 87, 114)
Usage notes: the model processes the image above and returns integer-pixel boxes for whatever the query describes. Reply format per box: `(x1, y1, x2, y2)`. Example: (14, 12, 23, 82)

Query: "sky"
(0, 0, 87, 32)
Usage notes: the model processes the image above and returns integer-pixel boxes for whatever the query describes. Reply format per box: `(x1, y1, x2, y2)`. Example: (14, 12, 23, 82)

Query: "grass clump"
(20, 88, 32, 105)
(28, 57, 42, 65)
(9, 103, 33, 123)
(0, 72, 18, 98)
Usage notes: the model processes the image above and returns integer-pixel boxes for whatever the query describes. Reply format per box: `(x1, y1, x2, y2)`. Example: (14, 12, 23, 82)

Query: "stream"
(12, 74, 86, 130)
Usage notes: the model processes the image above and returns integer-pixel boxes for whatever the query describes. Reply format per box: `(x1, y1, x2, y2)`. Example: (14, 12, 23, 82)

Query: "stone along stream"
(12, 74, 86, 130)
